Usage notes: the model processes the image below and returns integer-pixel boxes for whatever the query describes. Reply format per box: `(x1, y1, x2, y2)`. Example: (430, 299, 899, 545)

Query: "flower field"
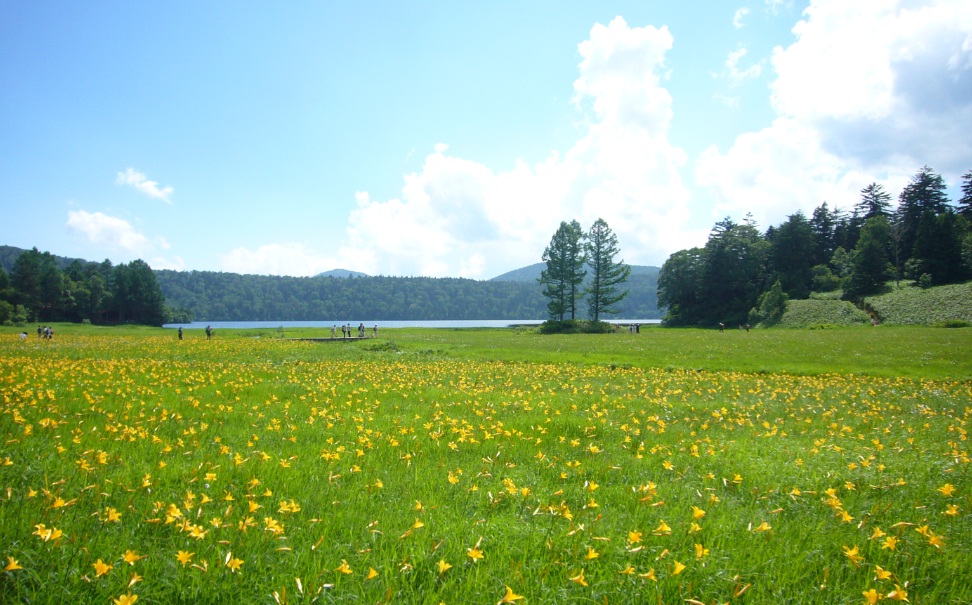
(1, 333, 970, 604)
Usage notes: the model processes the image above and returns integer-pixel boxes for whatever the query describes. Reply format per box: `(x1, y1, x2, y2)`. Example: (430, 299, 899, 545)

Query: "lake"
(164, 319, 662, 330)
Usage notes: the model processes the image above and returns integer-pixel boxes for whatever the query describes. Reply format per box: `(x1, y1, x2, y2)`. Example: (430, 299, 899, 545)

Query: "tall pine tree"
(584, 218, 630, 322)
(539, 221, 586, 321)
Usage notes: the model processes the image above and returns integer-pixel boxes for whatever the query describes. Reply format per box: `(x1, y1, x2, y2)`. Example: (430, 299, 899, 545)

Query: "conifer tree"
(584, 218, 630, 322)
(539, 221, 586, 321)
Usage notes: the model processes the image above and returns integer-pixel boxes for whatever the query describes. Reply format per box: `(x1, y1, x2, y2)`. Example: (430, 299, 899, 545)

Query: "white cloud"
(324, 16, 700, 279)
(67, 210, 150, 252)
(116, 168, 174, 203)
(722, 47, 763, 85)
(734, 7, 750, 28)
(765, 0, 792, 15)
(696, 0, 972, 227)
(148, 256, 185, 271)
(66, 209, 182, 269)
(220, 243, 337, 277)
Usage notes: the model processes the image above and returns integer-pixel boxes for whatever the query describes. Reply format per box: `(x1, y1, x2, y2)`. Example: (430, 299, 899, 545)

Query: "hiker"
(373, 324, 378, 338)
(205, 325, 212, 340)
(719, 323, 725, 332)
(331, 325, 336, 338)
(178, 327, 183, 340)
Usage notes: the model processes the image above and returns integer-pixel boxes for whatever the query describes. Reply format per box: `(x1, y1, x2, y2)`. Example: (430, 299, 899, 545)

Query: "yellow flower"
(870, 527, 886, 540)
(226, 556, 244, 573)
(627, 530, 642, 544)
(937, 483, 956, 497)
(694, 543, 710, 559)
(498, 585, 525, 603)
(672, 561, 686, 575)
(335, 559, 352, 574)
(4, 556, 23, 571)
(104, 507, 122, 523)
(113, 595, 138, 605)
(93, 559, 113, 577)
(652, 520, 671, 535)
(638, 568, 657, 581)
(122, 550, 144, 566)
(176, 550, 194, 566)
(584, 547, 599, 560)
(620, 564, 635, 575)
(467, 548, 484, 562)
(882, 536, 899, 551)
(366, 567, 379, 580)
(691, 506, 706, 519)
(843, 545, 863, 567)
(886, 584, 909, 601)
(437, 559, 452, 574)
(752, 522, 771, 533)
(862, 588, 880, 605)
(943, 504, 959, 516)
(568, 568, 587, 587)
(874, 565, 892, 581)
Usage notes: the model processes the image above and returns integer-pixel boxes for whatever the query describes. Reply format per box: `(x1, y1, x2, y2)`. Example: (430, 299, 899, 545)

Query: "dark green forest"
(0, 246, 167, 325)
(153, 265, 660, 321)
(0, 246, 661, 324)
(658, 166, 972, 327)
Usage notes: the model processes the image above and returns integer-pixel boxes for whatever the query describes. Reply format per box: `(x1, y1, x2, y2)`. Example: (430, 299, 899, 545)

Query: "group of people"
(175, 325, 213, 340)
(331, 323, 378, 338)
(36, 326, 54, 339)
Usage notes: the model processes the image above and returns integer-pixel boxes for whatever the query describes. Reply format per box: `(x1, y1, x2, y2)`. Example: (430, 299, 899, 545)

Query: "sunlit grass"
(0, 329, 970, 604)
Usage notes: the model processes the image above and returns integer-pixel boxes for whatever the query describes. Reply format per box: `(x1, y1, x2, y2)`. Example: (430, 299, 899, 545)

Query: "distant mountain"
(316, 269, 370, 278)
(491, 262, 660, 282)
(489, 262, 661, 319)
(490, 263, 545, 282)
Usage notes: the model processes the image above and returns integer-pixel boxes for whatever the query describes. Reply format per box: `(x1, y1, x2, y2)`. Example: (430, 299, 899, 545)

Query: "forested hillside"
(1, 245, 662, 322)
(658, 166, 972, 326)
(155, 267, 662, 321)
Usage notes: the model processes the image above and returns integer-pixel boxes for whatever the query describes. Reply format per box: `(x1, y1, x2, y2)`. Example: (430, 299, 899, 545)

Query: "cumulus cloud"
(722, 47, 763, 85)
(326, 16, 700, 279)
(66, 209, 182, 269)
(116, 168, 174, 203)
(765, 0, 792, 15)
(67, 210, 150, 252)
(220, 243, 337, 277)
(696, 0, 972, 226)
(733, 7, 750, 28)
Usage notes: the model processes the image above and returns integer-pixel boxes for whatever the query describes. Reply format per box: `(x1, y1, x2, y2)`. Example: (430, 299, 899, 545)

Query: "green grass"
(777, 299, 872, 329)
(866, 282, 972, 325)
(0, 326, 970, 604)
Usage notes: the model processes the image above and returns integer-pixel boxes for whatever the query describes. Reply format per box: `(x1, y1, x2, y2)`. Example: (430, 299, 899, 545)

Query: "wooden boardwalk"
(283, 337, 371, 342)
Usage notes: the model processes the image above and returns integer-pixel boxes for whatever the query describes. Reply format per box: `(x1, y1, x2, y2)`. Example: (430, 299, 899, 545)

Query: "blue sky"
(2, 1, 970, 278)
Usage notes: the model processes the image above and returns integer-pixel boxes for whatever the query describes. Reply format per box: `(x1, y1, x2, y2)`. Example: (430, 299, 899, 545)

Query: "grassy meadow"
(1, 324, 970, 604)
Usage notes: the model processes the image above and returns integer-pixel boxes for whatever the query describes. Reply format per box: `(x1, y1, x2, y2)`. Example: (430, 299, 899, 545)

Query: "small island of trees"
(538, 218, 632, 333)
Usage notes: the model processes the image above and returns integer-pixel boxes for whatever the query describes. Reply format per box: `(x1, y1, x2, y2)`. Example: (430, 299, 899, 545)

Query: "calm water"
(164, 319, 662, 330)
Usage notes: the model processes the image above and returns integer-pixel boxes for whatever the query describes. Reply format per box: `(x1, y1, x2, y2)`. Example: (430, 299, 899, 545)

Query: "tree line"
(539, 218, 632, 323)
(657, 166, 972, 326)
(0, 246, 662, 325)
(0, 247, 169, 326)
